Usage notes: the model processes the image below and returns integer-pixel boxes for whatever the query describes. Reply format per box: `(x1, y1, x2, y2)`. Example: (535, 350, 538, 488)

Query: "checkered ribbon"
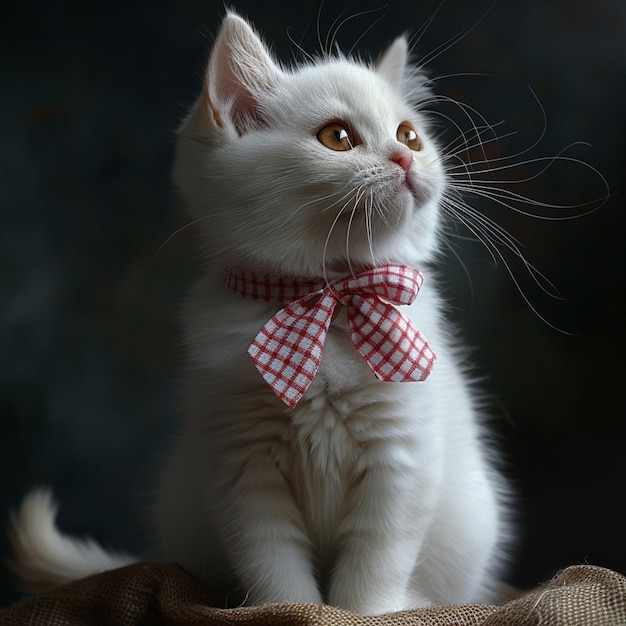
(225, 265, 436, 407)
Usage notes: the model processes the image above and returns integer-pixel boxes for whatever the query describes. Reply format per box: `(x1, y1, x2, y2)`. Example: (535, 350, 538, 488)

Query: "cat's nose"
(389, 150, 413, 174)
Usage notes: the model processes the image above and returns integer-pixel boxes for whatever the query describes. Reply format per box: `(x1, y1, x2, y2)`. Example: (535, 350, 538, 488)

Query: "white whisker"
(322, 189, 358, 284)
(365, 193, 376, 267)
(151, 214, 212, 258)
(442, 193, 563, 301)
(416, 2, 499, 71)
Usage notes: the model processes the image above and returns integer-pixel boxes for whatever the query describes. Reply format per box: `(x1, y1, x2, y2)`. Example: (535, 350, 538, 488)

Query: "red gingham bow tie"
(225, 264, 436, 408)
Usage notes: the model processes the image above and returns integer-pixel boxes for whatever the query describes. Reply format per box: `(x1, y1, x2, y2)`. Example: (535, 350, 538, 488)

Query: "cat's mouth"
(400, 172, 415, 192)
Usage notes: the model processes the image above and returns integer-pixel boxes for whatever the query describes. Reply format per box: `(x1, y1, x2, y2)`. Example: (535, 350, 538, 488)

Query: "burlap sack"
(1, 563, 624, 625)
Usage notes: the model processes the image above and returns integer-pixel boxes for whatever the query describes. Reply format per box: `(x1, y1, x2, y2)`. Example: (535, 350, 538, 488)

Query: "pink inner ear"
(211, 59, 260, 135)
(209, 35, 263, 135)
(206, 14, 281, 135)
(230, 89, 260, 135)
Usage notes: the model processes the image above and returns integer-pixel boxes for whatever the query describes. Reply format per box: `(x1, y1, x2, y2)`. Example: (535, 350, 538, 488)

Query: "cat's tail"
(8, 489, 138, 594)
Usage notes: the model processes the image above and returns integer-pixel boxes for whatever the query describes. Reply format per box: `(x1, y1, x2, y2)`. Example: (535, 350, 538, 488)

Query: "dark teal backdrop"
(2, 0, 625, 607)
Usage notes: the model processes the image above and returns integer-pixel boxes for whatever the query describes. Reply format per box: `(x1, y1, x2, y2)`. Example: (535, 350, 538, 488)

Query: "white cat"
(10, 12, 510, 614)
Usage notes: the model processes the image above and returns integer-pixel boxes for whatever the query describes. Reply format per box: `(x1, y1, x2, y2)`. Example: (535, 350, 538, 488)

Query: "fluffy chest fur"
(179, 273, 454, 589)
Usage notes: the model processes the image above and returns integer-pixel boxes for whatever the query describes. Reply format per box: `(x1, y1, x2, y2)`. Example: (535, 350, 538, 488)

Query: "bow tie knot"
(225, 265, 436, 407)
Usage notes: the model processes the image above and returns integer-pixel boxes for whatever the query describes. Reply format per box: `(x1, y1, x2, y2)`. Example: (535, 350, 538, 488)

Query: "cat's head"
(173, 12, 445, 278)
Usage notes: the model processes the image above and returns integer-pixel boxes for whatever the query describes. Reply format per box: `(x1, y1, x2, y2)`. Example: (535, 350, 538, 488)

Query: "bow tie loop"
(332, 265, 424, 307)
(226, 264, 436, 407)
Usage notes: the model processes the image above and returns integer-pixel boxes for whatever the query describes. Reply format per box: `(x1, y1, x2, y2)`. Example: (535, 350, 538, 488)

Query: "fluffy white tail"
(8, 489, 138, 594)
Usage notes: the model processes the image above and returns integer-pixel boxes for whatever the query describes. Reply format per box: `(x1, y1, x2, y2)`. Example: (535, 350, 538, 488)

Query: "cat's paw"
(247, 586, 323, 606)
(329, 588, 413, 615)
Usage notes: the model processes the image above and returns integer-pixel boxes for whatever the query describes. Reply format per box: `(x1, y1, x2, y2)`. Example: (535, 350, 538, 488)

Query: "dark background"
(1, 0, 624, 608)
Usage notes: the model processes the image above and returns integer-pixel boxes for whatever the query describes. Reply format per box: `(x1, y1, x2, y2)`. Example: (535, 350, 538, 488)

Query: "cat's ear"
(376, 36, 408, 89)
(204, 12, 283, 134)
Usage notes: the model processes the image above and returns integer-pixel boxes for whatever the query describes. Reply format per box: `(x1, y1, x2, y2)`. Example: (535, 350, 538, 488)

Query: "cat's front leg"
(328, 449, 439, 614)
(214, 452, 323, 606)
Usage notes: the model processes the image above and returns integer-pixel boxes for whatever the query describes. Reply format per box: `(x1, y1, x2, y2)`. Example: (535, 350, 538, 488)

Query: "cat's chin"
(324, 260, 375, 277)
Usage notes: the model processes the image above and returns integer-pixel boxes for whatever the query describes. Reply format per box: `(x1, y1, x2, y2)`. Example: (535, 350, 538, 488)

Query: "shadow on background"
(2, 0, 624, 608)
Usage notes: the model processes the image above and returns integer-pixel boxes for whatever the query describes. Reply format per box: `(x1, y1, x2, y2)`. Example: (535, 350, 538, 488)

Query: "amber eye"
(317, 122, 356, 151)
(396, 122, 422, 151)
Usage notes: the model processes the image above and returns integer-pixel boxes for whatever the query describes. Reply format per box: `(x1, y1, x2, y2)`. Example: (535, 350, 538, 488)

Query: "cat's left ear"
(376, 36, 408, 89)
(204, 12, 284, 135)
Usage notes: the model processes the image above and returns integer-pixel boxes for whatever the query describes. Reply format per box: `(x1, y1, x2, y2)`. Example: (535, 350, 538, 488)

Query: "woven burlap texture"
(1, 563, 624, 626)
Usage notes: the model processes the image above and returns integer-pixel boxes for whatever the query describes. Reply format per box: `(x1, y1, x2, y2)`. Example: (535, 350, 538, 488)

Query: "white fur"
(8, 489, 135, 593)
(10, 12, 510, 613)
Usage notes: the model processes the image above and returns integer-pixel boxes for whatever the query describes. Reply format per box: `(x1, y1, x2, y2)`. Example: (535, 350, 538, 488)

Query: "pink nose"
(390, 151, 413, 174)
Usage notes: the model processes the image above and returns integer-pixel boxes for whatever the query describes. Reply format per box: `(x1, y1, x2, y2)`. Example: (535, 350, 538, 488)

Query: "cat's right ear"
(376, 36, 408, 90)
(202, 12, 283, 135)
